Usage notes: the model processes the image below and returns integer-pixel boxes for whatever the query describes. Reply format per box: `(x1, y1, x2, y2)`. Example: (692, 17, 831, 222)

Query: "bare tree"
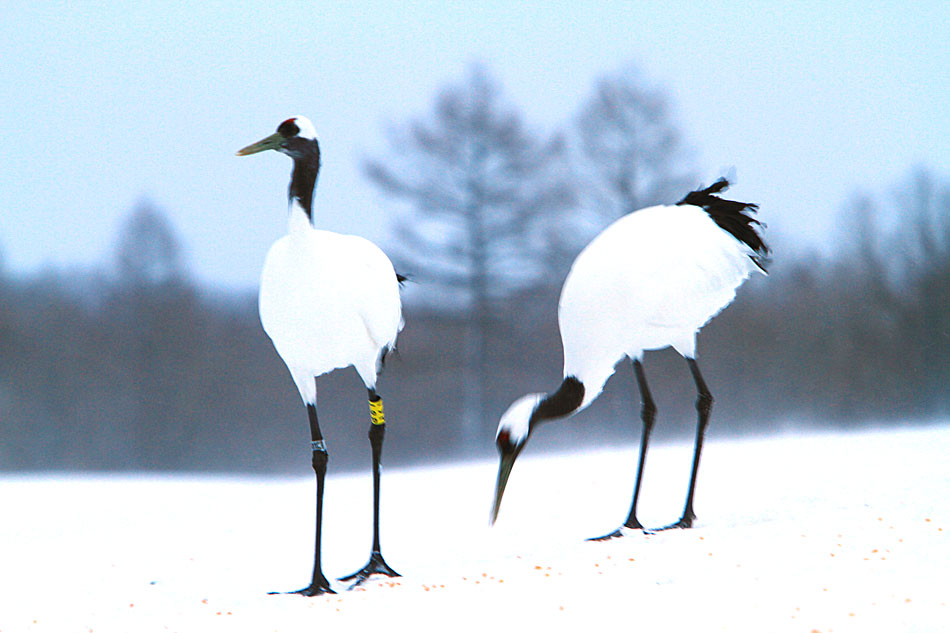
(114, 200, 185, 287)
(365, 64, 575, 445)
(574, 64, 695, 222)
(894, 169, 950, 412)
(108, 201, 202, 467)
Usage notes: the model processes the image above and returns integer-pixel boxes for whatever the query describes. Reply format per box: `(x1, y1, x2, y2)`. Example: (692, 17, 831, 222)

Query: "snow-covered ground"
(1, 424, 947, 632)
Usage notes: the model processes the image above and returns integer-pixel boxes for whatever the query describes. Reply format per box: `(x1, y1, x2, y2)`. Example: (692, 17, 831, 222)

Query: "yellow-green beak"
(490, 450, 517, 525)
(236, 132, 283, 156)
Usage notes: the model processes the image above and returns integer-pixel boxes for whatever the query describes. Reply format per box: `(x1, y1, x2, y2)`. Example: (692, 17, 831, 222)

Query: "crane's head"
(490, 393, 543, 525)
(236, 116, 318, 160)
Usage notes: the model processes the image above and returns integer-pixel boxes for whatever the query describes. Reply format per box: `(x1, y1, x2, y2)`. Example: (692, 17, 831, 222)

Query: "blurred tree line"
(1, 65, 947, 473)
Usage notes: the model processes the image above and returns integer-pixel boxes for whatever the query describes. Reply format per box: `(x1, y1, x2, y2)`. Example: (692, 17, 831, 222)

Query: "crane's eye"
(277, 118, 300, 138)
(496, 429, 513, 452)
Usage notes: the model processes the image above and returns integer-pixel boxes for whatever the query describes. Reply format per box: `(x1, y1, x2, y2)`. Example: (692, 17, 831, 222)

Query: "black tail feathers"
(678, 178, 770, 270)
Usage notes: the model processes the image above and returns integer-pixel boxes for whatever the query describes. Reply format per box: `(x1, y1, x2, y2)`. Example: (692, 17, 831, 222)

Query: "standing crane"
(490, 179, 768, 537)
(237, 116, 403, 595)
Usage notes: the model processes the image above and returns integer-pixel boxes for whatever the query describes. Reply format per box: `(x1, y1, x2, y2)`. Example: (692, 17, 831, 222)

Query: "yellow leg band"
(369, 398, 386, 426)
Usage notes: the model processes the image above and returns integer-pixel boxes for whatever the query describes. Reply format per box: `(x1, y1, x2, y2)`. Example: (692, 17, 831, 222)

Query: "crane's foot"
(587, 522, 646, 541)
(268, 575, 336, 596)
(655, 513, 695, 531)
(339, 551, 400, 589)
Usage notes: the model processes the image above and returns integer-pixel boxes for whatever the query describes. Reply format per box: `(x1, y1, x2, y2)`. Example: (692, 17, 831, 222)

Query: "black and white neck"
(534, 376, 585, 425)
(496, 376, 585, 448)
(277, 118, 321, 225)
(236, 115, 322, 228)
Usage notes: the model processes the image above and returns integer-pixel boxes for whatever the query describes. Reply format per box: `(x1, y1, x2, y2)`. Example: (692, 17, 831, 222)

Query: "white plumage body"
(259, 207, 403, 405)
(559, 203, 762, 409)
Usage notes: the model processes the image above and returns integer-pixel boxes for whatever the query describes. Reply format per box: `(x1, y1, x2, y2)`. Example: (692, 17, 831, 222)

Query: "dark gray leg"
(661, 357, 713, 530)
(339, 389, 400, 587)
(272, 401, 335, 596)
(623, 359, 657, 529)
(589, 359, 656, 540)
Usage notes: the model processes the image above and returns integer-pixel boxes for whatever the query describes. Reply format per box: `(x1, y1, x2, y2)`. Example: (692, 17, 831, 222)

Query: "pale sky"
(1, 1, 947, 290)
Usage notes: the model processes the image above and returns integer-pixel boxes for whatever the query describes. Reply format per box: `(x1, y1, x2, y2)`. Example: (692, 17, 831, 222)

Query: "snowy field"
(1, 424, 947, 633)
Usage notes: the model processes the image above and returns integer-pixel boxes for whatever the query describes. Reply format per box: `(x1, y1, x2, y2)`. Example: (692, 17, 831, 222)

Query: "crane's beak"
(236, 132, 283, 156)
(490, 449, 518, 525)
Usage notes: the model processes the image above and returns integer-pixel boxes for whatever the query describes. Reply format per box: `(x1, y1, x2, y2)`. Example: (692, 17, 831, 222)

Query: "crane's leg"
(272, 401, 335, 596)
(339, 389, 400, 587)
(590, 359, 657, 540)
(661, 357, 713, 530)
